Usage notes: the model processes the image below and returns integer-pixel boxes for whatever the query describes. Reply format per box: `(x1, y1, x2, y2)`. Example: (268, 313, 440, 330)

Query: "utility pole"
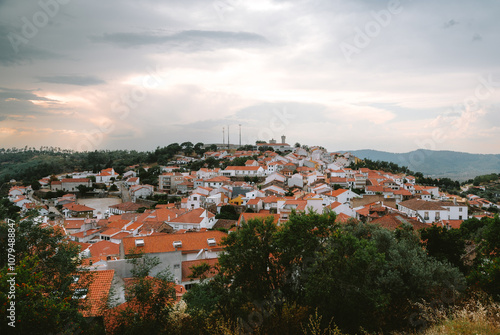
(239, 124, 242, 147)
(222, 127, 225, 148)
(227, 125, 230, 150)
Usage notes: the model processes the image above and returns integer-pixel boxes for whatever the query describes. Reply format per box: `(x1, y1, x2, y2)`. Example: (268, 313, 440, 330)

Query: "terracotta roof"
(440, 219, 463, 229)
(89, 240, 120, 258)
(225, 166, 261, 171)
(398, 199, 446, 211)
(169, 208, 214, 224)
(75, 270, 114, 317)
(370, 213, 429, 230)
(335, 213, 353, 224)
(205, 176, 230, 182)
(65, 219, 86, 230)
(101, 227, 121, 236)
(122, 230, 227, 255)
(63, 203, 95, 212)
(61, 178, 90, 183)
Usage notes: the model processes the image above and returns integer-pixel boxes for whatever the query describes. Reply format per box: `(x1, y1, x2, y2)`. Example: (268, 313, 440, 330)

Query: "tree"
(31, 180, 41, 191)
(420, 224, 466, 271)
(215, 205, 239, 220)
(181, 142, 194, 154)
(304, 224, 466, 332)
(0, 219, 94, 334)
(218, 216, 282, 304)
(294, 142, 301, 148)
(105, 254, 176, 334)
(193, 142, 205, 156)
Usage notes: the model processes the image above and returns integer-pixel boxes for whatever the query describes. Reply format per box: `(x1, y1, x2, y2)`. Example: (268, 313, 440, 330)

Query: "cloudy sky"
(0, 0, 499, 153)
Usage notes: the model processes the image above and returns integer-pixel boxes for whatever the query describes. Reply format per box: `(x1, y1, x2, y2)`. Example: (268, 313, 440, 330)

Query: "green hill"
(347, 149, 500, 181)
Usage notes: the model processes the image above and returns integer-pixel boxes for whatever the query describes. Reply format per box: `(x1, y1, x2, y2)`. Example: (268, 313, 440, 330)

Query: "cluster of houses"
(5, 141, 498, 325)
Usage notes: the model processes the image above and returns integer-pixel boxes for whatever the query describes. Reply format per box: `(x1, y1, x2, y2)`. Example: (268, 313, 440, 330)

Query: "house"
(108, 202, 143, 215)
(288, 174, 304, 189)
(246, 198, 263, 212)
(256, 138, 293, 152)
(51, 178, 92, 192)
(22, 203, 49, 215)
(196, 168, 221, 179)
(129, 184, 154, 201)
(397, 199, 468, 224)
(326, 201, 355, 217)
(263, 173, 286, 188)
(8, 186, 30, 200)
(120, 230, 228, 283)
(221, 166, 265, 177)
(88, 240, 120, 259)
(158, 173, 184, 193)
(261, 185, 286, 196)
(12, 196, 31, 208)
(62, 203, 95, 218)
(55, 193, 77, 206)
(203, 176, 230, 189)
(324, 189, 360, 204)
(166, 208, 217, 231)
(125, 177, 140, 187)
(96, 168, 119, 184)
(64, 218, 94, 235)
(183, 193, 206, 210)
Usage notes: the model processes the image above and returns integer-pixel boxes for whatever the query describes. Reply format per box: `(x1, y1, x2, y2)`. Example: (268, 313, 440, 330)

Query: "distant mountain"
(346, 149, 500, 181)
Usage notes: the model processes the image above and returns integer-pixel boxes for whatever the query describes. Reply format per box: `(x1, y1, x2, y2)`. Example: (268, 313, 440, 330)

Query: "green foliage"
(465, 215, 500, 300)
(421, 224, 467, 271)
(215, 205, 239, 220)
(0, 219, 93, 334)
(0, 197, 21, 221)
(107, 255, 176, 335)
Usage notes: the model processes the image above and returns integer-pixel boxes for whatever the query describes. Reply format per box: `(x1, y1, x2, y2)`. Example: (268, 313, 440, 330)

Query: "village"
(5, 138, 500, 323)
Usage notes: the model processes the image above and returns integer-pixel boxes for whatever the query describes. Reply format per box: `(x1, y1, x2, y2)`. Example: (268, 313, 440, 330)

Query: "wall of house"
(108, 251, 183, 281)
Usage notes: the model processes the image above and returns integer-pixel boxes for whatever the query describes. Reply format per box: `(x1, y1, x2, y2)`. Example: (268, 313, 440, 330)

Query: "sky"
(0, 0, 499, 154)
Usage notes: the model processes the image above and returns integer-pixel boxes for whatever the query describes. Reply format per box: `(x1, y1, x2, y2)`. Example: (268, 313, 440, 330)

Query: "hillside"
(347, 149, 500, 181)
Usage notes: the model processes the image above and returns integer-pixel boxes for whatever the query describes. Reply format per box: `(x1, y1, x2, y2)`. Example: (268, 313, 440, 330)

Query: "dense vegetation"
(1, 199, 499, 333)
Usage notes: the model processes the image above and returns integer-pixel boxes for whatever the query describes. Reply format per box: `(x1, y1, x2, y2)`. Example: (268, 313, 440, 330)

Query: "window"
(424, 212, 429, 220)
(72, 288, 88, 299)
(173, 264, 180, 269)
(435, 212, 440, 220)
(459, 208, 463, 212)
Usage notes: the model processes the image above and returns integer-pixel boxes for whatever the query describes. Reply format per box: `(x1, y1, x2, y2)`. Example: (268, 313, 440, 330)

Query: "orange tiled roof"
(89, 240, 120, 258)
(76, 269, 114, 317)
(122, 230, 227, 255)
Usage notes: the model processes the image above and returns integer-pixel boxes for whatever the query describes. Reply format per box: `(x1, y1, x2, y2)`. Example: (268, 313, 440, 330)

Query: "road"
(118, 181, 131, 203)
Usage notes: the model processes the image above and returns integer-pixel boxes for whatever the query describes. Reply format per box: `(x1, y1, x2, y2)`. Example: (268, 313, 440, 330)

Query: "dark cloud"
(0, 87, 56, 101)
(89, 30, 269, 50)
(472, 33, 482, 41)
(0, 24, 61, 66)
(36, 75, 106, 86)
(443, 19, 459, 28)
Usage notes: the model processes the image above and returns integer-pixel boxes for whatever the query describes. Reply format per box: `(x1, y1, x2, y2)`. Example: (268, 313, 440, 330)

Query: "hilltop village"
(5, 139, 499, 328)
